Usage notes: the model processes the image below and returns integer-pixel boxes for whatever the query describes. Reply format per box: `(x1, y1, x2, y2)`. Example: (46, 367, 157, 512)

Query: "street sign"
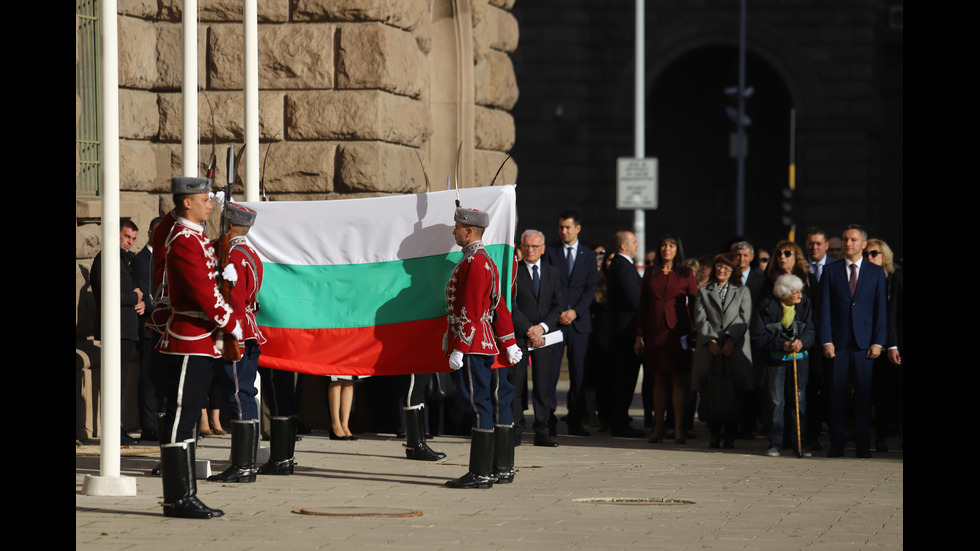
(616, 157, 658, 210)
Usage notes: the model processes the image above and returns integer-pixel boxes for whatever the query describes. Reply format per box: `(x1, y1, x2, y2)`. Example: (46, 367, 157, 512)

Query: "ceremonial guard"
(444, 207, 523, 489)
(157, 176, 241, 519)
(207, 203, 283, 481)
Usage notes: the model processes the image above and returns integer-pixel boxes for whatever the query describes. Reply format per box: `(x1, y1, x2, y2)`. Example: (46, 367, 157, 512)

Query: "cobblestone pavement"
(77, 413, 902, 550)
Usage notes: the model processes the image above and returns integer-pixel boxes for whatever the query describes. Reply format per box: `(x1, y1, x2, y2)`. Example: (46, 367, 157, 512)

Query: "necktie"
(532, 264, 540, 296)
(849, 263, 857, 295)
(566, 246, 574, 275)
(812, 261, 821, 282)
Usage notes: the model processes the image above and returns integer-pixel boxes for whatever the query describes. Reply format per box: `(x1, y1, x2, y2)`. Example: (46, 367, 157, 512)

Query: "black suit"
(543, 242, 598, 427)
(606, 253, 642, 430)
(510, 260, 564, 439)
(741, 265, 767, 436)
(130, 245, 159, 435)
(90, 247, 141, 432)
(743, 266, 766, 307)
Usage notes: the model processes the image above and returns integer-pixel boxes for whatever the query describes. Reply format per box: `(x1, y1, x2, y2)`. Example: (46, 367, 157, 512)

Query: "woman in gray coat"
(693, 253, 754, 448)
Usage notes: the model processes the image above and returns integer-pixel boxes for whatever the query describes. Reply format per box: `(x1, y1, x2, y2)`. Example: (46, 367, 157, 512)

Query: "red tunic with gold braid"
(445, 241, 517, 358)
(228, 236, 266, 348)
(145, 209, 178, 335)
(156, 217, 234, 358)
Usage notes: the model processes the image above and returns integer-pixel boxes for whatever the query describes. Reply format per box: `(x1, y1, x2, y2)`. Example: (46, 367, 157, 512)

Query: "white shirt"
(810, 255, 826, 282)
(563, 240, 578, 268)
(522, 259, 549, 333)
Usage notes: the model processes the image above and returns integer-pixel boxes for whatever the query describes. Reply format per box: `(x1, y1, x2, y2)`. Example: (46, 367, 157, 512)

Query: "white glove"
(211, 190, 227, 207)
(506, 344, 523, 365)
(448, 350, 464, 371)
(231, 320, 243, 341)
(222, 263, 238, 283)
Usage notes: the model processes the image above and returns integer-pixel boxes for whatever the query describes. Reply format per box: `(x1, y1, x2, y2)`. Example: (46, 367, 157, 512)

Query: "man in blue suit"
(820, 224, 887, 458)
(543, 211, 598, 436)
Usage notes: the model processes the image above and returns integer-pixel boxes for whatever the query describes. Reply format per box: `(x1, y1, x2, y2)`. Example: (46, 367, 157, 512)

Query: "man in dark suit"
(820, 224, 887, 458)
(543, 211, 598, 436)
(91, 219, 146, 446)
(131, 216, 161, 441)
(803, 226, 831, 450)
(511, 229, 564, 447)
(606, 231, 645, 437)
(732, 240, 765, 439)
(732, 240, 765, 305)
(805, 227, 831, 283)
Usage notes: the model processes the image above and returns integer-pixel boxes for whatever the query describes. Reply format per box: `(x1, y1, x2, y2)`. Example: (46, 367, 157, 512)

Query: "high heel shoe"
(648, 432, 664, 443)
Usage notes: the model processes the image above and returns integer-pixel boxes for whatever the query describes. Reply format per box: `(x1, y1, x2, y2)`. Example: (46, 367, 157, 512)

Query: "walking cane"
(791, 330, 802, 458)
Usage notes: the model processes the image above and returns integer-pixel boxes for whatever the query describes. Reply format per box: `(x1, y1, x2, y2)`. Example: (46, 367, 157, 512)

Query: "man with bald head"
(606, 231, 645, 438)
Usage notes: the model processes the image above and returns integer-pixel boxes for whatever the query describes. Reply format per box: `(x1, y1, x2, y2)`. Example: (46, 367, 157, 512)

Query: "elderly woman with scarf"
(752, 273, 815, 457)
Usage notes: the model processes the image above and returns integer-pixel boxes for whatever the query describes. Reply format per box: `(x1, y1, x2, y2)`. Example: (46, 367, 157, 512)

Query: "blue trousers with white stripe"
(458, 354, 514, 430)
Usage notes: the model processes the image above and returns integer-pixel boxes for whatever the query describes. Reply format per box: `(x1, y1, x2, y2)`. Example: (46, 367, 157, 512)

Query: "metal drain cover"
(573, 497, 695, 505)
(292, 507, 423, 517)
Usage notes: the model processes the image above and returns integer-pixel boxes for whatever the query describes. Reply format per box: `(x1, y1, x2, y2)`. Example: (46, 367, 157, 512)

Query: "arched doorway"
(646, 45, 793, 256)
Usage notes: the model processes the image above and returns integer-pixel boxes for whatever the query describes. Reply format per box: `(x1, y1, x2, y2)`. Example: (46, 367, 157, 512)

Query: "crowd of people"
(93, 182, 902, 515)
(536, 221, 902, 460)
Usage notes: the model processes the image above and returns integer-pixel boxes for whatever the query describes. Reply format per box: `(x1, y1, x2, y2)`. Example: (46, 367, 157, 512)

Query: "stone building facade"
(75, 0, 520, 438)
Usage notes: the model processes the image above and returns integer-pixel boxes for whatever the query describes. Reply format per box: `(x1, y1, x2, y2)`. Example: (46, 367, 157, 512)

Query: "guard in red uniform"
(156, 176, 240, 519)
(207, 203, 289, 482)
(444, 207, 523, 489)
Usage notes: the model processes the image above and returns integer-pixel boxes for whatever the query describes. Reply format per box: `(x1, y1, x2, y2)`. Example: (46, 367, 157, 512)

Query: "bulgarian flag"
(242, 185, 517, 376)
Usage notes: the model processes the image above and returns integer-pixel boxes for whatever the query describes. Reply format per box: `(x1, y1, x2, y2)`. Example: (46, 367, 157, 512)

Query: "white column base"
(81, 474, 137, 496)
(194, 459, 212, 479)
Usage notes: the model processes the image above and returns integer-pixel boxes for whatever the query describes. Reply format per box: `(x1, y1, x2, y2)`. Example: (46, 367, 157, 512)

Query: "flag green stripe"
(257, 244, 514, 329)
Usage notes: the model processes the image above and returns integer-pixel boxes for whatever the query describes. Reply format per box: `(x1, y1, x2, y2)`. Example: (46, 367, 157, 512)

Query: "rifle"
(217, 144, 246, 360)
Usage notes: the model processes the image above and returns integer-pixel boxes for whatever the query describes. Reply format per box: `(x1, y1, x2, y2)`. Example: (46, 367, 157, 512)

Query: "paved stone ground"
(76, 408, 902, 550)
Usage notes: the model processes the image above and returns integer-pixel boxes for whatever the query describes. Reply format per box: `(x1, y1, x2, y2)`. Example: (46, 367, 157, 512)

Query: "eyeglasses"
(714, 264, 733, 273)
(521, 244, 544, 249)
(758, 257, 770, 263)
(866, 250, 881, 258)
(779, 250, 794, 258)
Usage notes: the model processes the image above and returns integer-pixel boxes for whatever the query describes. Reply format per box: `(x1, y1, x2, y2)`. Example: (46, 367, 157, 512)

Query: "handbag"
(697, 354, 741, 424)
(426, 371, 457, 401)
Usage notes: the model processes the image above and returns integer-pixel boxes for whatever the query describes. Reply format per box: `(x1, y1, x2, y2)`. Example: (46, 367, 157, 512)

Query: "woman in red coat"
(634, 234, 699, 443)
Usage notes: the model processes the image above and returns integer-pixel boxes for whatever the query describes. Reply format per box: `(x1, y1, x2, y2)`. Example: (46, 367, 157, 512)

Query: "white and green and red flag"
(242, 185, 517, 376)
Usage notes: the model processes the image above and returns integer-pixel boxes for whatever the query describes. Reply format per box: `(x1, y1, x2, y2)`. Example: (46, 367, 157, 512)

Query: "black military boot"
(257, 416, 296, 475)
(161, 441, 224, 519)
(207, 419, 258, 483)
(403, 405, 446, 461)
(492, 424, 516, 484)
(445, 427, 495, 489)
